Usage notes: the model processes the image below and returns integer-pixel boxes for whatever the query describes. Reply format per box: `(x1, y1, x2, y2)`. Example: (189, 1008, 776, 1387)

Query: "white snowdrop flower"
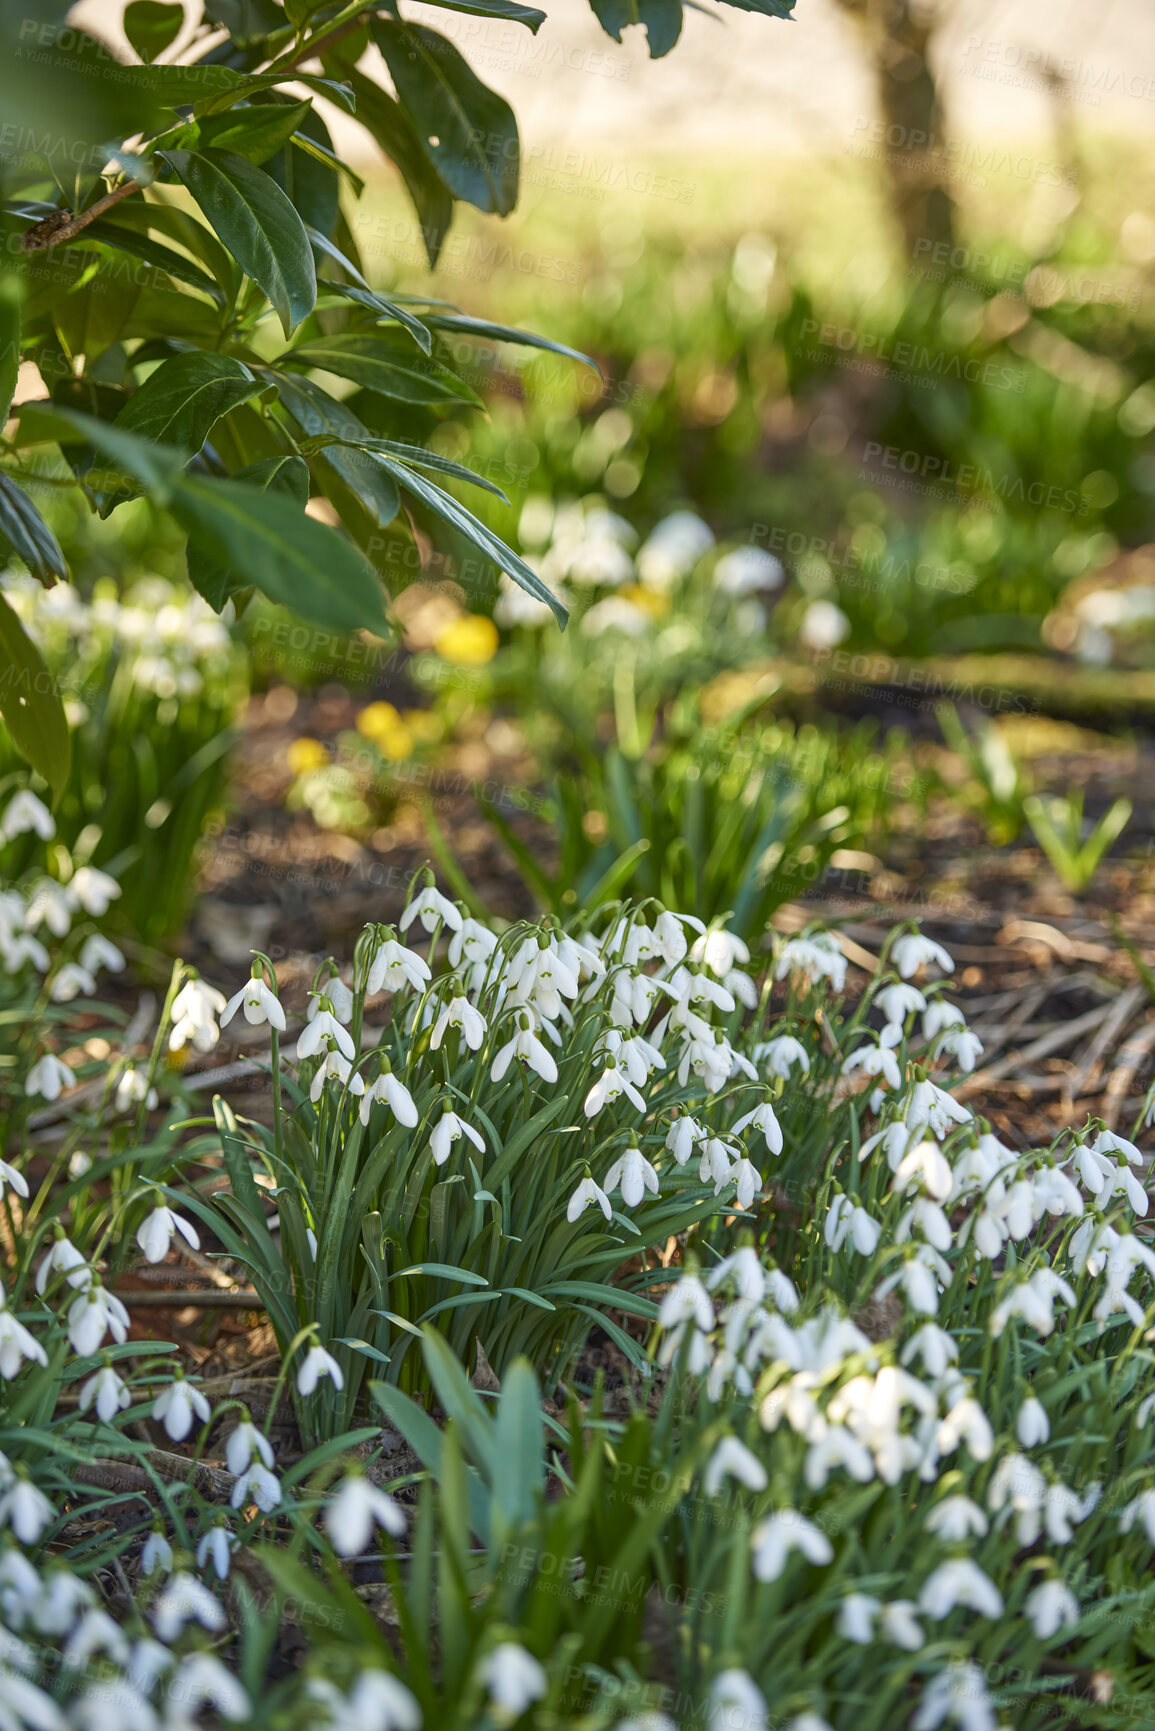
(0, 1303, 48, 1379)
(113, 1065, 155, 1113)
(919, 1558, 1003, 1619)
(366, 938, 432, 996)
(925, 1495, 988, 1541)
(325, 1473, 406, 1556)
(879, 1600, 924, 1650)
(1031, 1166, 1084, 1219)
(169, 979, 227, 1053)
(751, 1509, 833, 1582)
(33, 1568, 96, 1635)
(732, 1099, 783, 1155)
(1092, 1128, 1143, 1165)
(430, 994, 487, 1053)
(1044, 1481, 1098, 1545)
(825, 1194, 881, 1256)
(128, 1634, 175, 1698)
(0, 1479, 55, 1544)
(892, 933, 954, 980)
(704, 1436, 768, 1498)
(78, 1364, 130, 1423)
(665, 1114, 706, 1166)
(1025, 1578, 1079, 1640)
(297, 1343, 345, 1395)
(0, 789, 54, 841)
(604, 1143, 660, 1208)
(755, 1035, 810, 1078)
(584, 1062, 646, 1117)
(901, 1324, 959, 1380)
(936, 1394, 994, 1462)
(837, 1592, 879, 1643)
(895, 1195, 953, 1252)
(76, 936, 123, 978)
(491, 1016, 557, 1084)
(858, 1120, 917, 1169)
(677, 1031, 734, 1094)
(225, 1420, 275, 1477)
(906, 1079, 972, 1140)
(308, 1672, 423, 1731)
(1121, 1488, 1155, 1542)
(0, 1158, 27, 1202)
(429, 1110, 485, 1167)
(399, 884, 462, 935)
(231, 1463, 281, 1513)
(841, 1035, 902, 1092)
(566, 1173, 612, 1223)
(136, 1201, 200, 1264)
(911, 1662, 997, 1731)
(153, 1375, 211, 1442)
(707, 1247, 768, 1303)
(617, 1715, 677, 1731)
(787, 1715, 834, 1731)
(360, 1069, 418, 1128)
(69, 866, 120, 917)
(50, 962, 96, 1003)
(480, 1642, 547, 1717)
(308, 1049, 364, 1102)
(659, 1274, 714, 1333)
(799, 599, 849, 652)
(297, 1008, 355, 1062)
(893, 1139, 954, 1203)
(776, 931, 847, 991)
(699, 1136, 739, 1194)
(63, 1606, 129, 1669)
(731, 1156, 762, 1209)
(221, 975, 286, 1032)
(196, 1523, 235, 1581)
(803, 1427, 875, 1490)
(877, 983, 927, 1026)
(879, 1252, 941, 1316)
(171, 1652, 250, 1722)
(307, 977, 354, 1025)
(5, 931, 50, 972)
(989, 1268, 1076, 1338)
(448, 917, 498, 972)
(667, 965, 735, 1013)
(140, 1531, 173, 1578)
(152, 1572, 227, 1642)
(922, 998, 966, 1041)
(1016, 1395, 1050, 1447)
(25, 1053, 75, 1101)
(67, 1284, 129, 1356)
(706, 1669, 767, 1731)
(713, 545, 784, 595)
(24, 882, 73, 938)
(936, 1028, 984, 1072)
(691, 927, 750, 976)
(637, 510, 714, 586)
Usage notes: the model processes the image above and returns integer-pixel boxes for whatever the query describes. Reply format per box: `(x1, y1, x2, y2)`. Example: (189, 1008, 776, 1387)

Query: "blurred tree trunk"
(836, 0, 954, 259)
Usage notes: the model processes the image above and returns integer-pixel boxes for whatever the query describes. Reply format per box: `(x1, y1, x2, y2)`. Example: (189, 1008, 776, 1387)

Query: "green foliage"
(937, 703, 1031, 846)
(1024, 790, 1133, 893)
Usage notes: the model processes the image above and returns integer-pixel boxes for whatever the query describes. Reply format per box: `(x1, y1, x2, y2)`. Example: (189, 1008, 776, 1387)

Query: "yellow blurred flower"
(356, 701, 401, 741)
(434, 614, 499, 666)
(620, 584, 670, 620)
(375, 722, 414, 761)
(286, 737, 329, 775)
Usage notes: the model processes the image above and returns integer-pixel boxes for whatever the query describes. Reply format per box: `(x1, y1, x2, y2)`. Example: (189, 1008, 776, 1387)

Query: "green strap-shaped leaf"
(329, 436, 508, 501)
(372, 16, 520, 213)
(83, 217, 225, 304)
(162, 148, 316, 336)
(281, 332, 481, 406)
(171, 472, 390, 634)
(193, 70, 357, 117)
(116, 352, 265, 451)
(320, 281, 433, 355)
(420, 0, 545, 26)
(0, 471, 67, 582)
(17, 403, 187, 501)
(187, 453, 309, 612)
(268, 370, 402, 530)
(425, 312, 599, 373)
(373, 452, 567, 627)
(0, 588, 70, 797)
(588, 0, 684, 55)
(183, 99, 314, 166)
